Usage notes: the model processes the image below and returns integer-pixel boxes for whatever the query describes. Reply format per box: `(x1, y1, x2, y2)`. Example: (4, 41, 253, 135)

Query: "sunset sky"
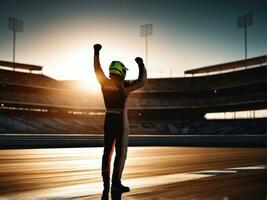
(0, 0, 266, 84)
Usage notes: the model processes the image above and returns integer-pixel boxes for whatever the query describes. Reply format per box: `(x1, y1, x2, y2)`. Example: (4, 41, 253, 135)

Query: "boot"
(111, 180, 130, 192)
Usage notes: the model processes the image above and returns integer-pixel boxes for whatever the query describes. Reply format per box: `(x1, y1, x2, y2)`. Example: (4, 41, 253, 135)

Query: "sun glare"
(81, 77, 101, 92)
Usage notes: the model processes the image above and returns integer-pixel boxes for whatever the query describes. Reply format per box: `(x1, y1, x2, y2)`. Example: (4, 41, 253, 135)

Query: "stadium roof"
(184, 55, 267, 75)
(0, 60, 42, 71)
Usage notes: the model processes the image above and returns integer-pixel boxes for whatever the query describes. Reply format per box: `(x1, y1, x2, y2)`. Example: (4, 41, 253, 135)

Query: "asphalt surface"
(0, 147, 266, 200)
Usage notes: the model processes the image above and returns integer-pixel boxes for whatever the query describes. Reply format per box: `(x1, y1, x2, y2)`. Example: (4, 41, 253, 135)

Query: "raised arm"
(124, 57, 147, 94)
(93, 44, 107, 84)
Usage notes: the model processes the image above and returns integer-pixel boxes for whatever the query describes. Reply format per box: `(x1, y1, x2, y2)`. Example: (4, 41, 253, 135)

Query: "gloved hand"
(135, 57, 143, 64)
(94, 44, 102, 54)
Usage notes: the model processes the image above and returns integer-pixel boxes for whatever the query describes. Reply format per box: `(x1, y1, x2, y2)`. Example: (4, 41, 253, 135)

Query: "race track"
(0, 147, 266, 200)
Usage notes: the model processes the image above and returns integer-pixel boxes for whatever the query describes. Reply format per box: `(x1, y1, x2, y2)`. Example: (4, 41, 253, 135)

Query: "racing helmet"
(109, 61, 128, 80)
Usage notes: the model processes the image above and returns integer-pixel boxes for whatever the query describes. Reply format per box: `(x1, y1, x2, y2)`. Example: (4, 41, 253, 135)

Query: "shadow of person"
(101, 189, 109, 200)
(111, 189, 124, 200)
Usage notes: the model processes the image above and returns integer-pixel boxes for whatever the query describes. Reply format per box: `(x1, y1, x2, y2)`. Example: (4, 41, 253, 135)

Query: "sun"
(81, 76, 101, 92)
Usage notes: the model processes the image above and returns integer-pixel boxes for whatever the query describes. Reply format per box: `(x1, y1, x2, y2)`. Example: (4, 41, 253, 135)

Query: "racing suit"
(94, 52, 147, 186)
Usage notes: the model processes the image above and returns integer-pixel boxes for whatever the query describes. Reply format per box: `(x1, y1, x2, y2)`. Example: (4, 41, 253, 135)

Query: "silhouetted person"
(93, 44, 147, 193)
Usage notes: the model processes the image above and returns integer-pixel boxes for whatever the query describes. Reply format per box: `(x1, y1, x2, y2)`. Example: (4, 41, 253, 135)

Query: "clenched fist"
(135, 57, 143, 64)
(93, 44, 102, 54)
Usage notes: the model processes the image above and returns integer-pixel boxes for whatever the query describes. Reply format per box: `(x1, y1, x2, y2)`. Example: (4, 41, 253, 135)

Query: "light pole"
(236, 13, 253, 60)
(140, 24, 153, 67)
(8, 17, 24, 62)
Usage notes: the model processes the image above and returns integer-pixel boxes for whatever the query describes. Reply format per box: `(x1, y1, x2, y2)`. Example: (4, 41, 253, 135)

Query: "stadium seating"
(138, 65, 267, 92)
(0, 69, 66, 89)
(0, 63, 266, 136)
(0, 113, 103, 134)
(0, 66, 266, 110)
(128, 91, 266, 108)
(130, 118, 266, 135)
(0, 112, 264, 135)
(0, 90, 104, 108)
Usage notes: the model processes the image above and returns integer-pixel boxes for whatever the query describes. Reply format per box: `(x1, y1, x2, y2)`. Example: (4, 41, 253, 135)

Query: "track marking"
(190, 165, 266, 176)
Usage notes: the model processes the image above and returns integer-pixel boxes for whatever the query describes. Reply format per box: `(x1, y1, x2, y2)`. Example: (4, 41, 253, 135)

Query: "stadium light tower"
(236, 13, 254, 60)
(8, 17, 24, 62)
(140, 24, 153, 67)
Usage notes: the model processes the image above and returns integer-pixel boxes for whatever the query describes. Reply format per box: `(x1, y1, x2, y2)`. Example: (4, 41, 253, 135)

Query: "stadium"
(1, 0, 267, 198)
(0, 53, 266, 199)
(0, 0, 266, 198)
(0, 55, 266, 146)
(0, 55, 266, 199)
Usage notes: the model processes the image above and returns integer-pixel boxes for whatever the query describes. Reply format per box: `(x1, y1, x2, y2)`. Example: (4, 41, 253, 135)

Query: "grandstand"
(0, 56, 266, 136)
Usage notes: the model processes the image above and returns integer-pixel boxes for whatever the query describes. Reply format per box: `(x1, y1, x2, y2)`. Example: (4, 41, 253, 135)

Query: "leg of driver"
(111, 112, 130, 192)
(102, 114, 116, 189)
